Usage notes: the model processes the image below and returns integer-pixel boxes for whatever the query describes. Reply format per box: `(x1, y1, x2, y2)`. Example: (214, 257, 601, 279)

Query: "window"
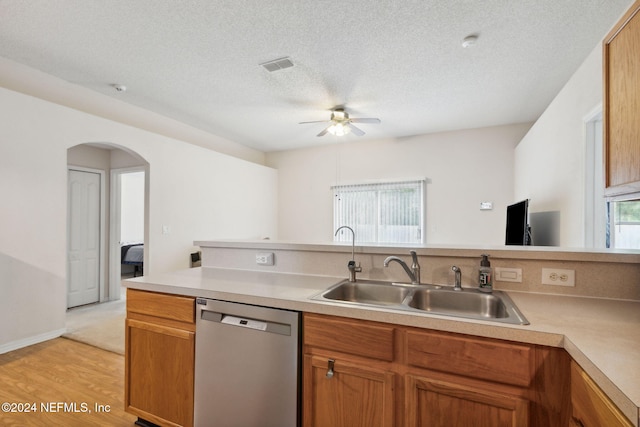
(608, 200, 640, 249)
(332, 179, 425, 244)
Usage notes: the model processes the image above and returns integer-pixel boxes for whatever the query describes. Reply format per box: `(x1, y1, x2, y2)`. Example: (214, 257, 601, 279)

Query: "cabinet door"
(304, 354, 395, 427)
(405, 374, 528, 427)
(571, 362, 633, 427)
(125, 318, 195, 427)
(604, 0, 640, 194)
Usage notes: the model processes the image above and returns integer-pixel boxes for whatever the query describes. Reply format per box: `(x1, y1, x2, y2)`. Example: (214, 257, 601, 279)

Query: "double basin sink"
(312, 279, 529, 325)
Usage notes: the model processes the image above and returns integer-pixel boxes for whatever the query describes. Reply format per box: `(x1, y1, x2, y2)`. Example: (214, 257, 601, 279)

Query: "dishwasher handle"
(200, 309, 223, 323)
(200, 309, 292, 336)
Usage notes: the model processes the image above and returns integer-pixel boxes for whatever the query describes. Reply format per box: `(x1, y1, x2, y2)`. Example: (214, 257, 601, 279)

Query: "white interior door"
(67, 169, 101, 308)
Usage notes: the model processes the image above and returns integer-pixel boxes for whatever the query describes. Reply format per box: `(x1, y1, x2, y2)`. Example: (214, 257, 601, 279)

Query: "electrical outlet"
(542, 268, 575, 287)
(256, 252, 274, 266)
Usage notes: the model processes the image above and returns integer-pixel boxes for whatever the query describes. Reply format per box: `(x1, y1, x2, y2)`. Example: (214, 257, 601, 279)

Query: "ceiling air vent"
(260, 57, 294, 72)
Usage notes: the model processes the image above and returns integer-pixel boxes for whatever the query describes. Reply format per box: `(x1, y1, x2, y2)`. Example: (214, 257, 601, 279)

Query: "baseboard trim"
(0, 328, 66, 354)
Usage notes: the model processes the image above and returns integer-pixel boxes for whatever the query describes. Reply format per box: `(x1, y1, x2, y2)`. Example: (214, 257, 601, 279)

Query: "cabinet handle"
(572, 417, 585, 427)
(326, 359, 335, 379)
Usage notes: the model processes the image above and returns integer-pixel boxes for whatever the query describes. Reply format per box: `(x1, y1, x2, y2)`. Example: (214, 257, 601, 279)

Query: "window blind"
(332, 179, 425, 244)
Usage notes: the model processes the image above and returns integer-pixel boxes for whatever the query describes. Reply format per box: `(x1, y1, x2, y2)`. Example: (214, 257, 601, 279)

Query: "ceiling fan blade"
(347, 123, 365, 136)
(350, 118, 380, 124)
(317, 126, 331, 137)
(299, 120, 330, 124)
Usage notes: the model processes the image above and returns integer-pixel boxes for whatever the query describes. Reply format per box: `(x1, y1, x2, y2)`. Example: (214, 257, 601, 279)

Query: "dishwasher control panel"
(221, 315, 267, 331)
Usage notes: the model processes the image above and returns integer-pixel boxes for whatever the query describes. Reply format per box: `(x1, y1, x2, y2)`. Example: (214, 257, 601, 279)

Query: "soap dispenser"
(478, 254, 493, 293)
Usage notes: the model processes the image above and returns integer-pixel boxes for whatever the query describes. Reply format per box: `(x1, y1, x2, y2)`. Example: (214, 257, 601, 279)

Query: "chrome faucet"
(335, 226, 362, 282)
(451, 265, 462, 291)
(383, 251, 421, 284)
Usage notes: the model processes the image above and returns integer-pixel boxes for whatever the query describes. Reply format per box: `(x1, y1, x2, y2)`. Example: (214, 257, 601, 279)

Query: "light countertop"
(125, 267, 640, 425)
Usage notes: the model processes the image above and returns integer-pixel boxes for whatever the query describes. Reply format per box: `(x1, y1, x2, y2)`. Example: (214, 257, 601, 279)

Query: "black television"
(505, 199, 531, 245)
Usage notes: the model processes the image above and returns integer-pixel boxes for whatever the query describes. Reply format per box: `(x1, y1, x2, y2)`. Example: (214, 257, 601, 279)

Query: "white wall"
(0, 56, 265, 165)
(514, 44, 603, 248)
(266, 123, 532, 245)
(0, 84, 277, 352)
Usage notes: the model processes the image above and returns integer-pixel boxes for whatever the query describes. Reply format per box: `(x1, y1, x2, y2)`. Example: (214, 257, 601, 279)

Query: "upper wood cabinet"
(603, 0, 640, 196)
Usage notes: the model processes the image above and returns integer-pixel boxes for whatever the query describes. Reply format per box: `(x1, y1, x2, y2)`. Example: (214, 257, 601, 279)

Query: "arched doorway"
(67, 143, 148, 307)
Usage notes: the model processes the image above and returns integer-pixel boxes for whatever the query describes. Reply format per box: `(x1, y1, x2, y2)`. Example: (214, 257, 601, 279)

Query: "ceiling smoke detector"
(112, 84, 127, 92)
(260, 57, 294, 72)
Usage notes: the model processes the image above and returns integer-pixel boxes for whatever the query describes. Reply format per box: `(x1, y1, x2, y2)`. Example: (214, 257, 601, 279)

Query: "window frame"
(332, 178, 426, 244)
(607, 198, 640, 249)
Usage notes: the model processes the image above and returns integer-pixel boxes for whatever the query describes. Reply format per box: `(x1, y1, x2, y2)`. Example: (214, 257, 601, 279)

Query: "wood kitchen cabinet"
(125, 289, 196, 427)
(570, 361, 634, 427)
(303, 314, 396, 427)
(302, 313, 568, 427)
(603, 0, 640, 196)
(403, 328, 531, 427)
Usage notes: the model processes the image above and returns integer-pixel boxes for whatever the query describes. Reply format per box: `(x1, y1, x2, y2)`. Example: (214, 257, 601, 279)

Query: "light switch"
(495, 267, 522, 283)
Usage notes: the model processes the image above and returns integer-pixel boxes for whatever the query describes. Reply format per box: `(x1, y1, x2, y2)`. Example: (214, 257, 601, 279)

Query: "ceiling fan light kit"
(327, 122, 351, 136)
(299, 107, 380, 137)
(462, 34, 478, 48)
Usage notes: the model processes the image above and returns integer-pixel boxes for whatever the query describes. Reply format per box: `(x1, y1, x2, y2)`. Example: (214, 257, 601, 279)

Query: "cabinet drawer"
(405, 329, 532, 387)
(127, 289, 195, 324)
(304, 314, 395, 361)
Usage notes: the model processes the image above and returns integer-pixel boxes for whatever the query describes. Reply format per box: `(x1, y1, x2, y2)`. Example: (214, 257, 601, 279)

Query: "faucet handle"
(348, 260, 362, 272)
(347, 260, 362, 282)
(410, 251, 420, 284)
(451, 265, 462, 291)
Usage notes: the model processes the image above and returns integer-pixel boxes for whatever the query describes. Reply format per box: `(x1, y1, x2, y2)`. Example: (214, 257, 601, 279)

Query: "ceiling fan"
(299, 108, 380, 137)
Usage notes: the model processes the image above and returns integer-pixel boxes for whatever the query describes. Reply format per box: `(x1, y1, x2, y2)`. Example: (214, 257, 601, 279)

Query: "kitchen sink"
(320, 280, 413, 306)
(407, 288, 509, 319)
(311, 279, 529, 325)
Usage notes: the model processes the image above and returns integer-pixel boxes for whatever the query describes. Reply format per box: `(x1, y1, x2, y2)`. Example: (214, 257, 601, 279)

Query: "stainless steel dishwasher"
(194, 298, 300, 427)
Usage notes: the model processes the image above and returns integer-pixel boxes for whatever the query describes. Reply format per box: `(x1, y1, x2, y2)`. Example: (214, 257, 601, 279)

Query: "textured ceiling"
(0, 0, 633, 152)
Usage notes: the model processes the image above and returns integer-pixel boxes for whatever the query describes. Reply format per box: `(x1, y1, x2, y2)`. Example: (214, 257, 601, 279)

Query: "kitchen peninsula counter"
(125, 266, 640, 425)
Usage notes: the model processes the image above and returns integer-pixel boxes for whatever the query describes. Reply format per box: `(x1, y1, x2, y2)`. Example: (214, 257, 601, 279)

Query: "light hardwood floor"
(0, 338, 136, 426)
